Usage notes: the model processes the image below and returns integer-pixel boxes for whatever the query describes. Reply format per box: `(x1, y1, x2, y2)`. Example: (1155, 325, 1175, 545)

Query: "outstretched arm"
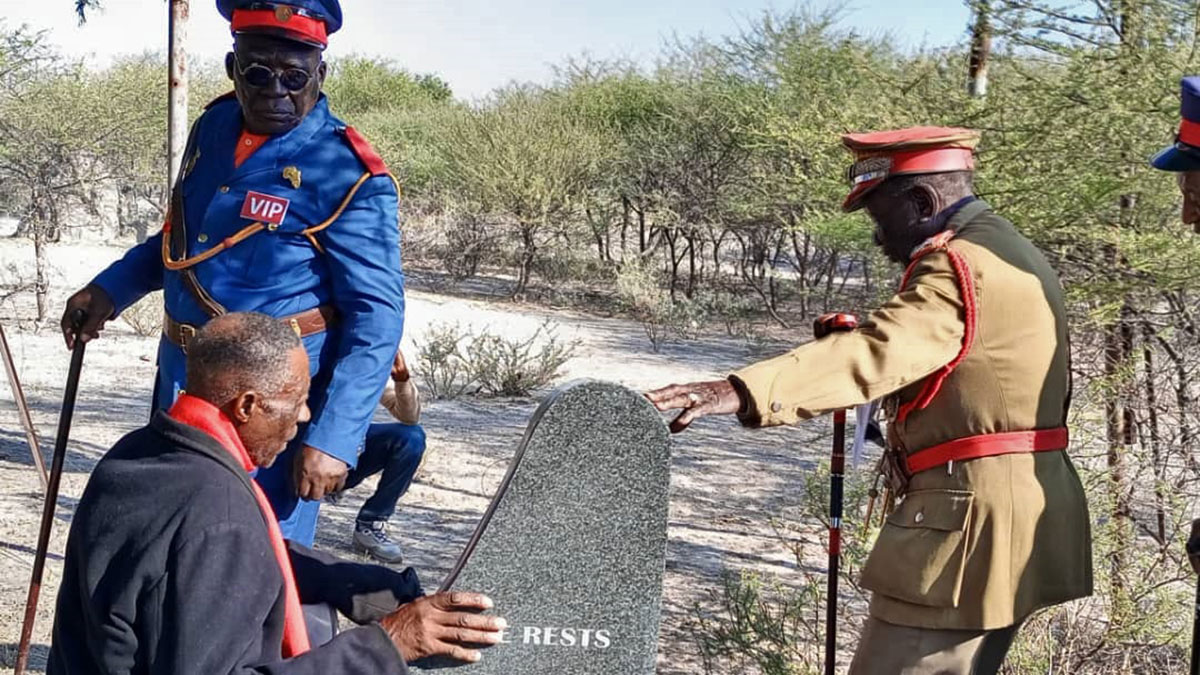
(648, 251, 964, 432)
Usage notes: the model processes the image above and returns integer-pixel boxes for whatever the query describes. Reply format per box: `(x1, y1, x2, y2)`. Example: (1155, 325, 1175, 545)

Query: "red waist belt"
(904, 427, 1069, 475)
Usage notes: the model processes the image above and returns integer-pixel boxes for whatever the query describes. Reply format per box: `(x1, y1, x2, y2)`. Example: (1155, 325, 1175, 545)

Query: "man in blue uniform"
(1152, 77, 1200, 583)
(60, 0, 404, 546)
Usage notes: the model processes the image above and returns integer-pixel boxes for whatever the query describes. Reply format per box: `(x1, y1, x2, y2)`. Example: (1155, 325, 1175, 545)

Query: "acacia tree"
(431, 88, 609, 298)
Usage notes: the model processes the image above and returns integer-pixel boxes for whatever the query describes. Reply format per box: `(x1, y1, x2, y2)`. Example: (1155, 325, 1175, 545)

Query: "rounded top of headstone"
(534, 379, 668, 433)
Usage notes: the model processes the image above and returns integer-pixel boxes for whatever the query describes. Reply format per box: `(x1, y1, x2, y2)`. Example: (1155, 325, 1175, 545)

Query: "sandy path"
(0, 240, 835, 672)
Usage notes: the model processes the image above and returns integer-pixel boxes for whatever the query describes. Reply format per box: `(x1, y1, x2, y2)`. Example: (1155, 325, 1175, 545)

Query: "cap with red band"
(841, 126, 981, 212)
(217, 1, 343, 49)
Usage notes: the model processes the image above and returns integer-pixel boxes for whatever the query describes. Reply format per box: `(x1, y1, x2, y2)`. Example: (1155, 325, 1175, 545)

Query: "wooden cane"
(814, 312, 859, 675)
(15, 310, 87, 675)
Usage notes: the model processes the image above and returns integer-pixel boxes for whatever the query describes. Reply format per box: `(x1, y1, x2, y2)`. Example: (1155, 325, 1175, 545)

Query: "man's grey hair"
(185, 312, 302, 405)
(877, 170, 975, 201)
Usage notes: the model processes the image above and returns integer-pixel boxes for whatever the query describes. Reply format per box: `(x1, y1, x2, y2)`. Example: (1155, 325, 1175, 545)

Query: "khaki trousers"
(848, 617, 1022, 675)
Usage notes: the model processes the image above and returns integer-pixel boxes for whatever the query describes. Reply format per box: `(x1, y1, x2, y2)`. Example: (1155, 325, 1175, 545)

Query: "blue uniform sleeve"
(302, 176, 404, 466)
(91, 229, 166, 316)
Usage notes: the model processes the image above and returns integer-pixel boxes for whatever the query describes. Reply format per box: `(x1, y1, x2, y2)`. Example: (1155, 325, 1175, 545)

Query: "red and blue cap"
(841, 126, 981, 212)
(1151, 77, 1200, 172)
(217, 0, 342, 49)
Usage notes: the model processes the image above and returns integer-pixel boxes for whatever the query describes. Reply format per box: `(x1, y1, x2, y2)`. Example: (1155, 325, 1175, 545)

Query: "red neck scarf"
(168, 394, 311, 657)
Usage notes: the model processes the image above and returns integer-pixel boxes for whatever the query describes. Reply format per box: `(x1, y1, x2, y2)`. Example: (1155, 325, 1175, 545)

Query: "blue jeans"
(344, 423, 426, 524)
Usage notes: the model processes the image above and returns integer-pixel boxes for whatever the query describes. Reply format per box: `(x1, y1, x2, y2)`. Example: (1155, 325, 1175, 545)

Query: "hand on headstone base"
(380, 592, 506, 664)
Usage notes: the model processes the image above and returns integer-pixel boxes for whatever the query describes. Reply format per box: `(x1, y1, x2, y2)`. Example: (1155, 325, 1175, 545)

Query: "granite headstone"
(414, 379, 671, 674)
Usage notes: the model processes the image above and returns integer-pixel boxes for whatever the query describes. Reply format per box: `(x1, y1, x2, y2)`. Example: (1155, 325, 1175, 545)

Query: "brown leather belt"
(164, 305, 336, 353)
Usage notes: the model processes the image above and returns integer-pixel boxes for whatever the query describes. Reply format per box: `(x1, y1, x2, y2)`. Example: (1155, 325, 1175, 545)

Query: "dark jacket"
(48, 413, 422, 674)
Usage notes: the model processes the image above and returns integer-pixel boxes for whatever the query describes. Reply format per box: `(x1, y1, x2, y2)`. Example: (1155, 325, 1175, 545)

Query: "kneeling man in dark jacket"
(49, 312, 504, 674)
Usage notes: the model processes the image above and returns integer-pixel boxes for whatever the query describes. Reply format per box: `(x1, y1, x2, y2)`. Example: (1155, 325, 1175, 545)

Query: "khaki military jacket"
(732, 200, 1092, 630)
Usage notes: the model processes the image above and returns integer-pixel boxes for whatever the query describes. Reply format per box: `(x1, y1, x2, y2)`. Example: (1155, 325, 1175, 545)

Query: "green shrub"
(467, 320, 578, 397)
(414, 320, 578, 399)
(121, 291, 163, 338)
(688, 463, 877, 674)
(414, 321, 474, 400)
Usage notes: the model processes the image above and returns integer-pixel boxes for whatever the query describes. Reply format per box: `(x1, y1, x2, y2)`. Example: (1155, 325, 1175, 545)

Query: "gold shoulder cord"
(160, 171, 396, 268)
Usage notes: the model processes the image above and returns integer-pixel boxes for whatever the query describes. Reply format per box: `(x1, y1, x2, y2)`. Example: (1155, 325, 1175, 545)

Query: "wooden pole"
(0, 324, 48, 490)
(168, 0, 190, 191)
(968, 0, 992, 98)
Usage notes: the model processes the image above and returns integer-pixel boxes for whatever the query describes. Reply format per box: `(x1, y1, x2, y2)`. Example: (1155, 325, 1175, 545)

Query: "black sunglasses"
(235, 56, 317, 92)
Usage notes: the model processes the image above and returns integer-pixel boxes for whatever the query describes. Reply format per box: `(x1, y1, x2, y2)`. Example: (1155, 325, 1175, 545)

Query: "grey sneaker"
(353, 520, 404, 563)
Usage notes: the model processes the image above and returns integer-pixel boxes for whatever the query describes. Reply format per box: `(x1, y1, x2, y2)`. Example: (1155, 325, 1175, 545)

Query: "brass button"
(914, 511, 925, 524)
(220, 186, 230, 193)
(197, 233, 208, 243)
(267, 223, 279, 232)
(770, 401, 782, 413)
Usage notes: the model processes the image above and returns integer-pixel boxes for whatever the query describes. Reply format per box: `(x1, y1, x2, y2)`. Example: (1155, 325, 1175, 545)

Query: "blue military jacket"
(92, 94, 405, 544)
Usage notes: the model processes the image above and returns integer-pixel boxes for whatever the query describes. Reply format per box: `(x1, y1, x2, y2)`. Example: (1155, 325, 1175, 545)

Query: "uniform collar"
(149, 411, 257, 489)
(233, 95, 331, 179)
(946, 197, 991, 231)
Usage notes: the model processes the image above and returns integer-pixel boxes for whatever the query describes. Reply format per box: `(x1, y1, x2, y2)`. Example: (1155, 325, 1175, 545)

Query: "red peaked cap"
(841, 126, 981, 212)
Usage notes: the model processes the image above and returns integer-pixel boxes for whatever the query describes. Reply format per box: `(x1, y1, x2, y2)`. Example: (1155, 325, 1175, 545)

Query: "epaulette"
(204, 91, 239, 110)
(339, 126, 389, 177)
(910, 229, 956, 260)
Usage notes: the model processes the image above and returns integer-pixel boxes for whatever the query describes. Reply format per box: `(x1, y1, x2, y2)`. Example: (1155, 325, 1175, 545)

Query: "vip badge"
(241, 191, 291, 225)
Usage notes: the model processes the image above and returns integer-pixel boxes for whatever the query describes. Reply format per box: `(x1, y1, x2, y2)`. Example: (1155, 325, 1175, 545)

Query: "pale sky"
(0, 1, 970, 99)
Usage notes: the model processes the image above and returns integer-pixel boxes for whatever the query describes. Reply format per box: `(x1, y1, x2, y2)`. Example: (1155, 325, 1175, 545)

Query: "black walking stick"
(14, 309, 88, 675)
(813, 312, 859, 675)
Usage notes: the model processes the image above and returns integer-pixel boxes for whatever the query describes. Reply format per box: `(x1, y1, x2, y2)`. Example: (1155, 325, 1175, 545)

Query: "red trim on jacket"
(896, 230, 977, 424)
(167, 394, 312, 658)
(343, 126, 389, 176)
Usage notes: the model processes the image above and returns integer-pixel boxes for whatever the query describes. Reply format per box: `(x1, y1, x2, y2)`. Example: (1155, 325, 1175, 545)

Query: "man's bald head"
(186, 313, 301, 406)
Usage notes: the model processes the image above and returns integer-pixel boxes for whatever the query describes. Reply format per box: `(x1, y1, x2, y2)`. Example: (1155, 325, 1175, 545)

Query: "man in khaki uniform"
(649, 126, 1093, 673)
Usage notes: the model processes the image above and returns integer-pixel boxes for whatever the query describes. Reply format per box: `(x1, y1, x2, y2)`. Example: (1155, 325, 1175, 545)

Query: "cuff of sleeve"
(730, 355, 800, 428)
(357, 623, 409, 673)
(91, 271, 141, 317)
(726, 375, 761, 428)
(303, 410, 364, 468)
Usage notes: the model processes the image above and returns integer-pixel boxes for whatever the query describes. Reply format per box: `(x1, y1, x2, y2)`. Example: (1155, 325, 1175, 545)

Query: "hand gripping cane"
(15, 309, 88, 675)
(813, 312, 859, 675)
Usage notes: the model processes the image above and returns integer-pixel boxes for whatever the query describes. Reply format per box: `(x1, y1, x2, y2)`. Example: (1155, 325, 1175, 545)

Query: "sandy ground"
(0, 239, 844, 673)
